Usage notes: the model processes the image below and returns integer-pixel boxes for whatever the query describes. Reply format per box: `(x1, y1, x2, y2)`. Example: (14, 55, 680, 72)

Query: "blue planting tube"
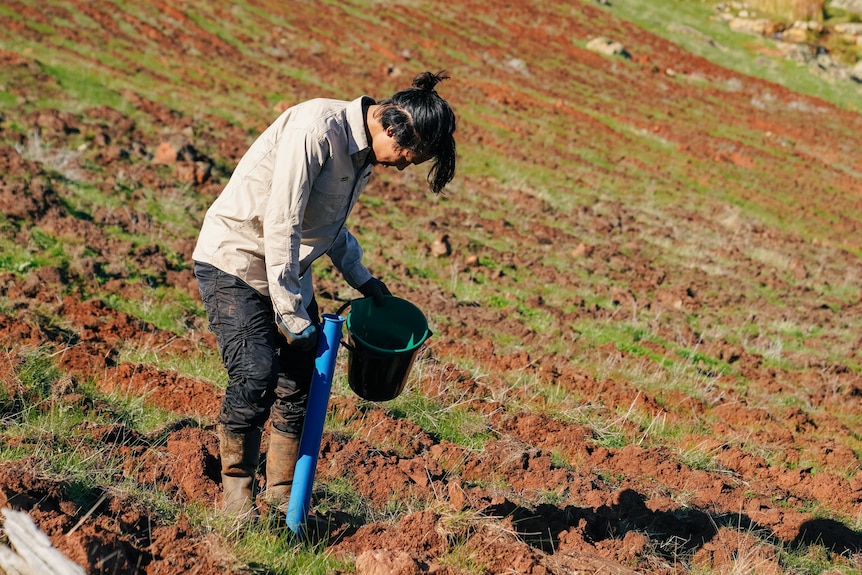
(286, 313, 345, 537)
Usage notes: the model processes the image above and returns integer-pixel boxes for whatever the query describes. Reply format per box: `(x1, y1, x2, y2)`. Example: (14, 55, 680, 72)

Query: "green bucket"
(342, 296, 431, 401)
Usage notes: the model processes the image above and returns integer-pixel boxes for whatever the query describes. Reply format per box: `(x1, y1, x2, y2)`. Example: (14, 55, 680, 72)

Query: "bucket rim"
(347, 329, 431, 355)
(345, 295, 431, 354)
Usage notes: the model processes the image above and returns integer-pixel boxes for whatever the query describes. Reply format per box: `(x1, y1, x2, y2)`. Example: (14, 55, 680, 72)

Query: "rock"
(505, 58, 529, 75)
(571, 242, 594, 257)
(728, 18, 773, 35)
(586, 37, 630, 58)
(781, 27, 809, 42)
(429, 234, 451, 257)
(795, 19, 823, 32)
(747, 0, 824, 21)
(152, 141, 178, 164)
(834, 22, 862, 35)
(174, 160, 212, 184)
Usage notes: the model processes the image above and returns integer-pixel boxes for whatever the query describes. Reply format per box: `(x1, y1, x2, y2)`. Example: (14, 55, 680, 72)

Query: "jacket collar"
(346, 95, 375, 156)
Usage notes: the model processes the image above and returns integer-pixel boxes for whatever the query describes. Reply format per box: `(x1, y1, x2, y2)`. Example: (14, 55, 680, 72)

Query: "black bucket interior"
(344, 296, 430, 401)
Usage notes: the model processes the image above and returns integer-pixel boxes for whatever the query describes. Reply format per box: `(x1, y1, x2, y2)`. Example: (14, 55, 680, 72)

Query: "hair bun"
(412, 71, 450, 92)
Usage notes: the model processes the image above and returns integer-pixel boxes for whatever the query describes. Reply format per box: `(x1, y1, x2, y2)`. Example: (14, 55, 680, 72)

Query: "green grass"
(41, 62, 131, 112)
(0, 0, 860, 572)
(13, 347, 62, 398)
(0, 237, 42, 275)
(118, 344, 227, 388)
(779, 541, 862, 575)
(677, 443, 727, 474)
(603, 0, 861, 112)
(386, 389, 492, 451)
(0, 348, 185, 461)
(221, 515, 353, 575)
(312, 475, 369, 521)
(101, 285, 203, 334)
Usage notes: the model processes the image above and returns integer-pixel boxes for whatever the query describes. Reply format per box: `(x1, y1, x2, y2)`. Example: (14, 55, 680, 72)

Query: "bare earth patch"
(1, 0, 861, 573)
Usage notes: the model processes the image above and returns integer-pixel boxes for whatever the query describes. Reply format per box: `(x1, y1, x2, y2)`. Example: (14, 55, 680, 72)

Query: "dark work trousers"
(194, 261, 319, 436)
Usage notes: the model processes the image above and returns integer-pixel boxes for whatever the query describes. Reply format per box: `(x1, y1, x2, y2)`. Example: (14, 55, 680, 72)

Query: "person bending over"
(193, 71, 457, 518)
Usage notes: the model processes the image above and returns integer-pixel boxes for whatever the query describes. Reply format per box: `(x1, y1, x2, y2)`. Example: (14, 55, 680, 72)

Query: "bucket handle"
(332, 297, 434, 353)
(335, 298, 358, 318)
(334, 299, 359, 352)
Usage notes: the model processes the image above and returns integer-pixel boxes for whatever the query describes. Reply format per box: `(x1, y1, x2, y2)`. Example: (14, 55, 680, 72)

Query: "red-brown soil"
(1, 1, 861, 574)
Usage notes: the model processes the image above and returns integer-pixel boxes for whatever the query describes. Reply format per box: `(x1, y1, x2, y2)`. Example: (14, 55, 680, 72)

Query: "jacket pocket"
(304, 175, 352, 226)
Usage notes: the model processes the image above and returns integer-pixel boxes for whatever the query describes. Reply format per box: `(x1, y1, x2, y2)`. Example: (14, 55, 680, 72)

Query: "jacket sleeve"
(264, 127, 328, 334)
(327, 228, 373, 289)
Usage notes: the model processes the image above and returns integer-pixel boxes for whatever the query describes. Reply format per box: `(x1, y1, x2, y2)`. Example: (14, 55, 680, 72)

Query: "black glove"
(358, 277, 391, 305)
(276, 317, 319, 352)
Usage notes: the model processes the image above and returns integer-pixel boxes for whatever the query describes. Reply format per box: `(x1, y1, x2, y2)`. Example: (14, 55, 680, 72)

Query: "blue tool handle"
(286, 313, 345, 536)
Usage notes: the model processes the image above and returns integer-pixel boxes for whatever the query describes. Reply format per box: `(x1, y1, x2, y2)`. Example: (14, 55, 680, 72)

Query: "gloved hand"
(276, 317, 319, 352)
(358, 277, 391, 305)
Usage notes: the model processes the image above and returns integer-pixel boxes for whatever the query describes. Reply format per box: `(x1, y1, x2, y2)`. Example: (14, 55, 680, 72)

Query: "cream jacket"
(193, 96, 375, 334)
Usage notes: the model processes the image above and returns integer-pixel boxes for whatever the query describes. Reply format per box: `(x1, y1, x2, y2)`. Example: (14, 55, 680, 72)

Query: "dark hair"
(376, 71, 457, 194)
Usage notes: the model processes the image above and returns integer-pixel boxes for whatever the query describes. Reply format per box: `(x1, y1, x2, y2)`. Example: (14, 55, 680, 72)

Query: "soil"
(1, 1, 861, 574)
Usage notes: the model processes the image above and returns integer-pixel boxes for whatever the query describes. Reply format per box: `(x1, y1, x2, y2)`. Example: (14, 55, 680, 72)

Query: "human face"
(370, 126, 429, 171)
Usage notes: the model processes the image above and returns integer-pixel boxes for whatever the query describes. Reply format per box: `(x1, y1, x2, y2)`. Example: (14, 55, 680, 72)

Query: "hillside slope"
(1, 1, 861, 574)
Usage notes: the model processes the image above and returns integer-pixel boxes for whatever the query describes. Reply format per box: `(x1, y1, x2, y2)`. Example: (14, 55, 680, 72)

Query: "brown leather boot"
(217, 425, 261, 519)
(260, 428, 301, 512)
